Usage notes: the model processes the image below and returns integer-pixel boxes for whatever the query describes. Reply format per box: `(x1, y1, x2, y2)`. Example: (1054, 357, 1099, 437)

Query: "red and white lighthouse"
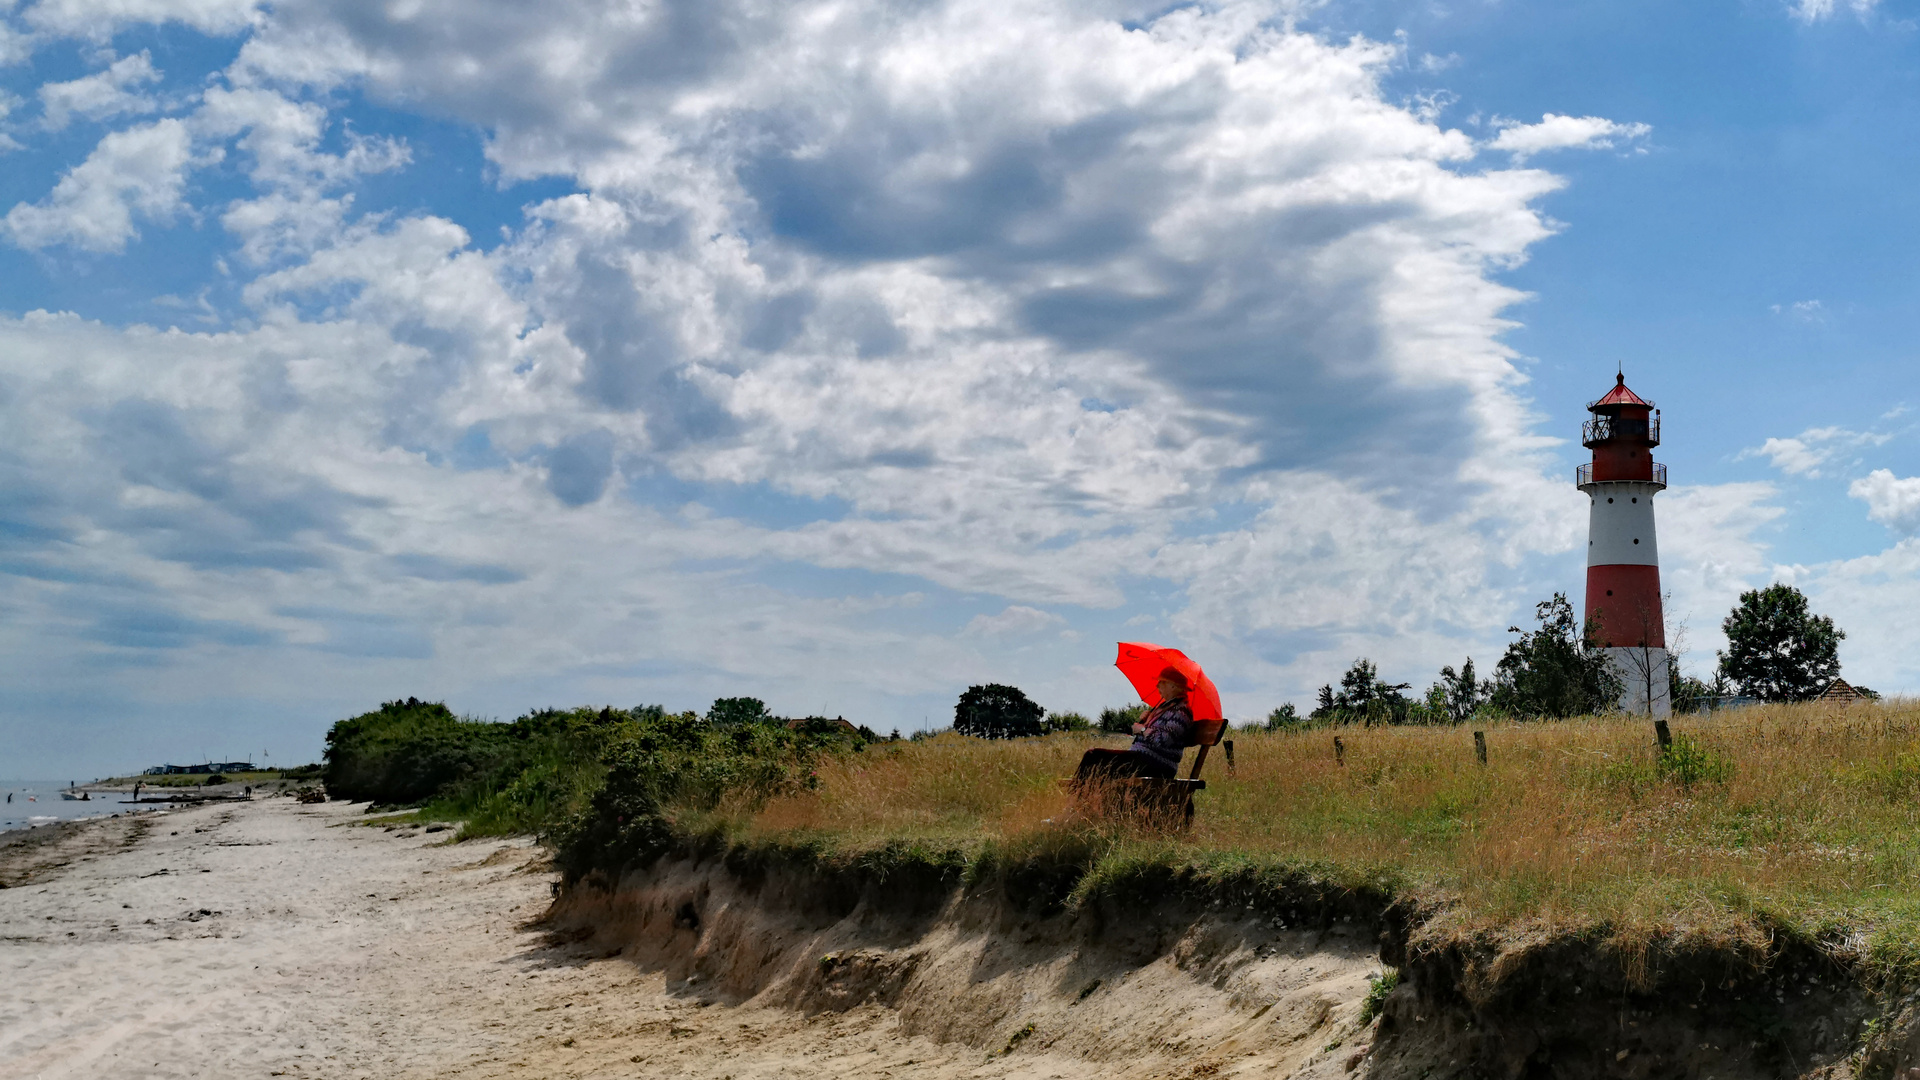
(1577, 373, 1670, 716)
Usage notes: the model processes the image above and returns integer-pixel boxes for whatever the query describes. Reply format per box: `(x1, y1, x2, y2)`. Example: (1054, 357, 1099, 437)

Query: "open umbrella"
(1114, 642, 1223, 722)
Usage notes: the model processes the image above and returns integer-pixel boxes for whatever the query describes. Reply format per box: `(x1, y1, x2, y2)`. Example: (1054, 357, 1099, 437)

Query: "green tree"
(1043, 710, 1092, 734)
(1310, 659, 1412, 725)
(1264, 703, 1303, 731)
(1421, 659, 1491, 725)
(954, 684, 1044, 739)
(706, 697, 774, 727)
(1668, 658, 1712, 715)
(1098, 704, 1146, 734)
(1716, 584, 1844, 702)
(1490, 594, 1623, 718)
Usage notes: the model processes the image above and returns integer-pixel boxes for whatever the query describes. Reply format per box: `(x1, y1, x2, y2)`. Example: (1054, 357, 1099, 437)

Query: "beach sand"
(2, 798, 1278, 1080)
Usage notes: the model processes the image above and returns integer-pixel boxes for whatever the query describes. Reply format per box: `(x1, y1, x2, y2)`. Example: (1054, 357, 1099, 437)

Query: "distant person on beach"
(1074, 668, 1195, 782)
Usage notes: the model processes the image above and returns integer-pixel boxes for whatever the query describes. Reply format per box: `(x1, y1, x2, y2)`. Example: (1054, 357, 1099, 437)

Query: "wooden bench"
(1087, 718, 1232, 828)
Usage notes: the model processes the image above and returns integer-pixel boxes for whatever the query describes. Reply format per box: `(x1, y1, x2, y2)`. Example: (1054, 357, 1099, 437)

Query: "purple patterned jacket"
(1130, 697, 1194, 772)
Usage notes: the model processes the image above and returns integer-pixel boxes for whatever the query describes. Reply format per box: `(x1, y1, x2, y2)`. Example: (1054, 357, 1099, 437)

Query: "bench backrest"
(1187, 719, 1228, 781)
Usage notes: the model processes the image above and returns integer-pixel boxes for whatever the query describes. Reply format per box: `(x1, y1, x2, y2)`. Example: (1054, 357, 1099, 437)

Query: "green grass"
(726, 701, 1920, 983)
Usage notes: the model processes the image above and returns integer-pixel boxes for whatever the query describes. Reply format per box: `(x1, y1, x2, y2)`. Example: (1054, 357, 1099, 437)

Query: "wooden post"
(1473, 730, 1487, 766)
(1333, 736, 1345, 766)
(1654, 719, 1672, 753)
(1223, 739, 1235, 773)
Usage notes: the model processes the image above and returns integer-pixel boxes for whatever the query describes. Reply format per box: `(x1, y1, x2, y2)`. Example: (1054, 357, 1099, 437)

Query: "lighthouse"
(1577, 373, 1670, 716)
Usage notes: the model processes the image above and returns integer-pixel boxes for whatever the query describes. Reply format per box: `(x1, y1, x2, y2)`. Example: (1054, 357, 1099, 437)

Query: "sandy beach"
(2, 798, 1273, 1080)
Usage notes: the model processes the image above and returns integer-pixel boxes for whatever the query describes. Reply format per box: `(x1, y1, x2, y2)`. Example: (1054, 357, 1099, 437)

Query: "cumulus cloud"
(39, 51, 162, 130)
(1851, 469, 1920, 535)
(1487, 113, 1651, 163)
(1740, 425, 1891, 478)
(23, 0, 260, 36)
(3, 118, 205, 250)
(0, 0, 1744, 759)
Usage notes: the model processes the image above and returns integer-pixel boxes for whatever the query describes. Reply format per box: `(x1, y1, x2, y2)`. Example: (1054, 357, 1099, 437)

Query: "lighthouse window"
(1632, 497, 1638, 504)
(1607, 497, 1614, 504)
(1607, 590, 1614, 596)
(1633, 538, 1640, 544)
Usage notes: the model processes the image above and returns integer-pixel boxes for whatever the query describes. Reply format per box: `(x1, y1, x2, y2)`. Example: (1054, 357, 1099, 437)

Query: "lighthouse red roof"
(1588, 372, 1653, 412)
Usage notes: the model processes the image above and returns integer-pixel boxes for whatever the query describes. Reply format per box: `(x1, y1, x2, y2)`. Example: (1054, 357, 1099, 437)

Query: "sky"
(3, 0, 1920, 777)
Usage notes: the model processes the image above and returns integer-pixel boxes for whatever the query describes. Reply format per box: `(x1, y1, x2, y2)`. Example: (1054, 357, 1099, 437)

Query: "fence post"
(1333, 736, 1345, 767)
(1223, 739, 1235, 773)
(1654, 719, 1672, 754)
(1474, 730, 1487, 766)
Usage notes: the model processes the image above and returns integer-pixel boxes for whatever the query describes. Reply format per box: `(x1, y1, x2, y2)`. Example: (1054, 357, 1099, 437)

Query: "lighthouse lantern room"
(1577, 373, 1670, 716)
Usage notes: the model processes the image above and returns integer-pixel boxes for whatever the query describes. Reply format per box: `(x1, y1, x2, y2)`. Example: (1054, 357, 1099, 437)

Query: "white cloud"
(3, 118, 206, 251)
(1851, 469, 1920, 535)
(39, 51, 162, 130)
(0, 21, 33, 67)
(0, 0, 1745, 762)
(1770, 298, 1827, 323)
(23, 0, 260, 37)
(1788, 0, 1879, 23)
(1740, 425, 1892, 478)
(964, 606, 1067, 637)
(1486, 113, 1652, 163)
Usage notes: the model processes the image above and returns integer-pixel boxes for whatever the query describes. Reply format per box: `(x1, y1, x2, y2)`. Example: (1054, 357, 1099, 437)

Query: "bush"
(954, 684, 1044, 739)
(322, 697, 513, 804)
(707, 697, 775, 726)
(1044, 711, 1092, 734)
(1264, 704, 1304, 731)
(1098, 704, 1145, 734)
(1659, 733, 1733, 788)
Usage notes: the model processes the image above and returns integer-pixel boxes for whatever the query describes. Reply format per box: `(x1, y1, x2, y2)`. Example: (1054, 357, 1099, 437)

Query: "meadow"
(735, 701, 1920, 973)
(321, 696, 1920, 981)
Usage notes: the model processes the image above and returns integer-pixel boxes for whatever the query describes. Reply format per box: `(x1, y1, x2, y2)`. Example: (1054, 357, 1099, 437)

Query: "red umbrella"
(1114, 642, 1223, 722)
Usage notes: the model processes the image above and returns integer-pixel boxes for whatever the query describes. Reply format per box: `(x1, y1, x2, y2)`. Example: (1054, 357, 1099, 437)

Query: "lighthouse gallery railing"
(1581, 415, 1660, 447)
(1576, 462, 1666, 488)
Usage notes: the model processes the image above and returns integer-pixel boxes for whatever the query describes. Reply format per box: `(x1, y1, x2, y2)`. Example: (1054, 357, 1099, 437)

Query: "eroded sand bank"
(1, 800, 1375, 1079)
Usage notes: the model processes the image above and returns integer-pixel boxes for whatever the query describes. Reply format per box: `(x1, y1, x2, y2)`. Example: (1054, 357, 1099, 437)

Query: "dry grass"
(741, 701, 1920, 961)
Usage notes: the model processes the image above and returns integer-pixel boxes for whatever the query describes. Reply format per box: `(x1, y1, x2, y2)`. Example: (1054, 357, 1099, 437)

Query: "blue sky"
(4, 0, 1920, 777)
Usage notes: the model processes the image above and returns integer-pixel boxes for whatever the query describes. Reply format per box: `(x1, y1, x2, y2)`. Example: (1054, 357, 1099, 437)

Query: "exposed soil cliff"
(549, 846, 1903, 1080)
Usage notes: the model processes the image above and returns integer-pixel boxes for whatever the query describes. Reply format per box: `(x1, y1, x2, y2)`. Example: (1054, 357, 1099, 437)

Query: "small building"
(1817, 678, 1863, 705)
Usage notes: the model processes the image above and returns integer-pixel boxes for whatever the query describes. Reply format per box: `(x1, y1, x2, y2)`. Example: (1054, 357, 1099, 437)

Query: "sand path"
(1, 800, 1267, 1080)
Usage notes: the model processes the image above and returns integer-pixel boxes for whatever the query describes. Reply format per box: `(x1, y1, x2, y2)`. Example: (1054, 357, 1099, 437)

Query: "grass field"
(98, 770, 316, 788)
(734, 701, 1920, 975)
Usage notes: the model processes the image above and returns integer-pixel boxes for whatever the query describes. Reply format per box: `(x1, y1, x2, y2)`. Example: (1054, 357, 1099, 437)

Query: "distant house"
(1817, 678, 1864, 705)
(143, 761, 259, 775)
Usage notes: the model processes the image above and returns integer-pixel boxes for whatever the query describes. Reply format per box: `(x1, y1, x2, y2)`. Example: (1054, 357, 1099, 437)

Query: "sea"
(0, 780, 152, 835)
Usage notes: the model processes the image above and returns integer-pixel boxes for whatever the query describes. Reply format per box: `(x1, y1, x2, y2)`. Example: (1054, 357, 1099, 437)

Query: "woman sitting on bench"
(1075, 668, 1194, 782)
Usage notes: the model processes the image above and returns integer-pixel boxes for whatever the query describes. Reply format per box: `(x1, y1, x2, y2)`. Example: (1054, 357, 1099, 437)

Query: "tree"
(1098, 704, 1146, 734)
(1310, 659, 1412, 725)
(1264, 703, 1304, 731)
(1490, 593, 1623, 719)
(706, 697, 774, 727)
(1421, 659, 1491, 725)
(1716, 584, 1844, 702)
(954, 684, 1044, 739)
(1043, 710, 1092, 734)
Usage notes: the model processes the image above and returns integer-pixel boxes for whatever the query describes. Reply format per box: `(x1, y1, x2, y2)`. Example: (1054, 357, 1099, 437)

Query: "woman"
(1075, 668, 1195, 782)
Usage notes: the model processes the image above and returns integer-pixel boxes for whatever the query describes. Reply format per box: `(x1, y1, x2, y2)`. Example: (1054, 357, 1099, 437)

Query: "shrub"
(1098, 704, 1145, 734)
(1659, 732, 1733, 788)
(707, 697, 775, 726)
(1044, 711, 1092, 734)
(955, 684, 1044, 739)
(1264, 704, 1304, 731)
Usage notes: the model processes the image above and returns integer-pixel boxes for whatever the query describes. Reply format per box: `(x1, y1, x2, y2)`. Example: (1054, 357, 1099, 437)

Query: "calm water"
(0, 779, 158, 834)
